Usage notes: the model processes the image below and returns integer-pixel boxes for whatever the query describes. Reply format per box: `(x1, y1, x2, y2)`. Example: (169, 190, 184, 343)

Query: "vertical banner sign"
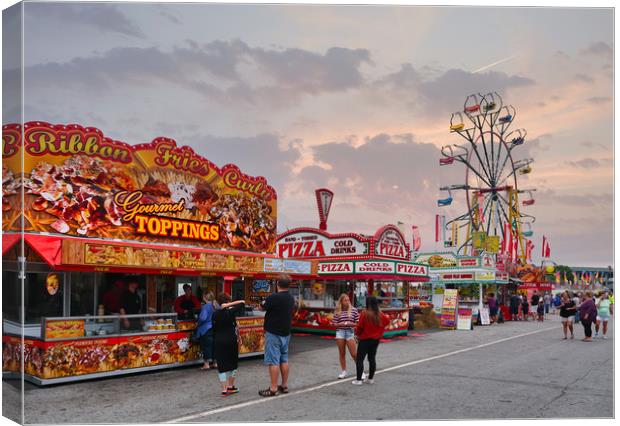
(435, 215, 446, 243)
(316, 188, 334, 231)
(435, 215, 440, 242)
(412, 225, 421, 251)
(477, 193, 485, 224)
(451, 222, 458, 248)
(440, 289, 459, 329)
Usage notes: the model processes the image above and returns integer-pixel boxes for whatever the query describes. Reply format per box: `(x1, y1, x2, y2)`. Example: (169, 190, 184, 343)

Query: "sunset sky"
(3, 3, 613, 267)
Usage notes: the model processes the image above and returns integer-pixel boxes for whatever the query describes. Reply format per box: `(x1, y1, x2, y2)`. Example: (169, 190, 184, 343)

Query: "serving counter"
(291, 307, 409, 337)
(2, 313, 265, 385)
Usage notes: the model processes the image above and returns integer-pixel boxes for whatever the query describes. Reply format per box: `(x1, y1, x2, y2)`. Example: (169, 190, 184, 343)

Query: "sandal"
(200, 366, 211, 370)
(227, 386, 239, 394)
(221, 391, 229, 397)
(277, 385, 289, 394)
(258, 388, 278, 397)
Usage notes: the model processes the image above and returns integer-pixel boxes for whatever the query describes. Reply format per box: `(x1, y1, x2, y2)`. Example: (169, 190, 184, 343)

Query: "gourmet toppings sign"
(373, 225, 410, 261)
(2, 122, 277, 253)
(276, 230, 370, 259)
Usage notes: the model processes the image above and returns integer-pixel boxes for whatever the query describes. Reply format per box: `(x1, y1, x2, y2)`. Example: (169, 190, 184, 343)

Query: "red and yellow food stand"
(1, 121, 315, 385)
(277, 223, 429, 337)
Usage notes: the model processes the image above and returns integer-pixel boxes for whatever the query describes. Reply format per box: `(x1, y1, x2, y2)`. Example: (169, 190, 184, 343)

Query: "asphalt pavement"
(2, 315, 613, 423)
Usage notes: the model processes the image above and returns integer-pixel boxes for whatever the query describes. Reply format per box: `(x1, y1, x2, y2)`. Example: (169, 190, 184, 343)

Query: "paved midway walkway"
(2, 315, 613, 423)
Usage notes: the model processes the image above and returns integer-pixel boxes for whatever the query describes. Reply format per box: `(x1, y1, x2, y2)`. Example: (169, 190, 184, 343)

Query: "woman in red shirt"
(352, 296, 389, 385)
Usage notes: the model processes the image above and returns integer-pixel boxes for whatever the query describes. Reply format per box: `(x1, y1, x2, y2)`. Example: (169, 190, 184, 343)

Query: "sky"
(2, 2, 614, 267)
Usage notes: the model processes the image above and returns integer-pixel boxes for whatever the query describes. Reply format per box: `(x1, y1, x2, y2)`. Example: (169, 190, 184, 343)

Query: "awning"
(25, 234, 62, 266)
(2, 234, 63, 266)
(2, 233, 21, 255)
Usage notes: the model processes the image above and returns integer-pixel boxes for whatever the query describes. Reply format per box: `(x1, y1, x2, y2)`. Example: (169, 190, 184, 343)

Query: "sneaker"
(351, 380, 363, 386)
(595, 332, 599, 338)
(363, 378, 374, 384)
(361, 372, 367, 380)
(603, 335, 607, 340)
(338, 371, 347, 379)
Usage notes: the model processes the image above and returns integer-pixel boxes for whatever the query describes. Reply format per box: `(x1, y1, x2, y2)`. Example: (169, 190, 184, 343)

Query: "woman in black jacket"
(212, 293, 245, 396)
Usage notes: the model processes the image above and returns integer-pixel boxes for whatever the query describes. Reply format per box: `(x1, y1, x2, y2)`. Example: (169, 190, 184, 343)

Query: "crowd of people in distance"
(502, 289, 613, 342)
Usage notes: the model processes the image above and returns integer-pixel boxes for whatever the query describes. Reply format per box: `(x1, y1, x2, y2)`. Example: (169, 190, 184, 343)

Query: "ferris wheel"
(438, 92, 536, 264)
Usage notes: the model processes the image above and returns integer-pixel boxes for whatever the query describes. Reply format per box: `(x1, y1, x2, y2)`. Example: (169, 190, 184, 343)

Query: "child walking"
(537, 300, 545, 322)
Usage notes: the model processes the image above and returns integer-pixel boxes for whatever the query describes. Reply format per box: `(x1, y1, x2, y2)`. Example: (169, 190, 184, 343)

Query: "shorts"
(561, 316, 574, 324)
(335, 328, 355, 340)
(264, 331, 291, 365)
(597, 314, 611, 322)
(489, 307, 498, 317)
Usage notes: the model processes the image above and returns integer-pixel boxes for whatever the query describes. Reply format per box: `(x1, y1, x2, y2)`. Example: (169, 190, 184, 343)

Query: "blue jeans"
(199, 329, 214, 362)
(264, 332, 290, 365)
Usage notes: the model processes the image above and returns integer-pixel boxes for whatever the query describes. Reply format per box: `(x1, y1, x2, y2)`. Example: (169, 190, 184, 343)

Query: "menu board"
(263, 258, 312, 274)
(479, 307, 491, 325)
(61, 240, 263, 273)
(440, 289, 459, 329)
(456, 308, 473, 330)
(45, 319, 85, 339)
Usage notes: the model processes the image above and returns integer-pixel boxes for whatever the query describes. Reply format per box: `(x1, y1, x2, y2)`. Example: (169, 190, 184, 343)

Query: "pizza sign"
(276, 230, 369, 259)
(373, 225, 410, 261)
(318, 262, 354, 274)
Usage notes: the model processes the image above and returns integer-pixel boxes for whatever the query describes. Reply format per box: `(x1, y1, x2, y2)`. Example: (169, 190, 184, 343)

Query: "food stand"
(1, 121, 315, 385)
(277, 224, 430, 336)
(413, 252, 509, 321)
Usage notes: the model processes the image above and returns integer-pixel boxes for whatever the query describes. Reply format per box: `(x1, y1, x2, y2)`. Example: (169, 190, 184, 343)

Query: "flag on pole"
(412, 225, 421, 251)
(542, 236, 551, 258)
(508, 229, 514, 260)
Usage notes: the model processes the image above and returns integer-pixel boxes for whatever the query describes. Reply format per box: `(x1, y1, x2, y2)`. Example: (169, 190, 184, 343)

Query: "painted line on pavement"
(165, 325, 557, 423)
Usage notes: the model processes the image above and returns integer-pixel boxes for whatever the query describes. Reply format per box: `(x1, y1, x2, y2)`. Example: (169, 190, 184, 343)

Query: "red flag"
(542, 236, 551, 258)
(508, 229, 514, 260)
(412, 225, 421, 251)
(435, 215, 440, 242)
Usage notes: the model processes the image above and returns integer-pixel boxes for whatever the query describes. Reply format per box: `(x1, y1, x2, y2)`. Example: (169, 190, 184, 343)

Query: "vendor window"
(2, 270, 20, 322)
(373, 281, 406, 308)
(298, 280, 348, 308)
(99, 274, 146, 315)
(70, 272, 96, 316)
(23, 272, 64, 324)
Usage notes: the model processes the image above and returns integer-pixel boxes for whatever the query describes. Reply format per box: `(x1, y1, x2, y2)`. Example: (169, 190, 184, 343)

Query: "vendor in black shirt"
(120, 282, 143, 331)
